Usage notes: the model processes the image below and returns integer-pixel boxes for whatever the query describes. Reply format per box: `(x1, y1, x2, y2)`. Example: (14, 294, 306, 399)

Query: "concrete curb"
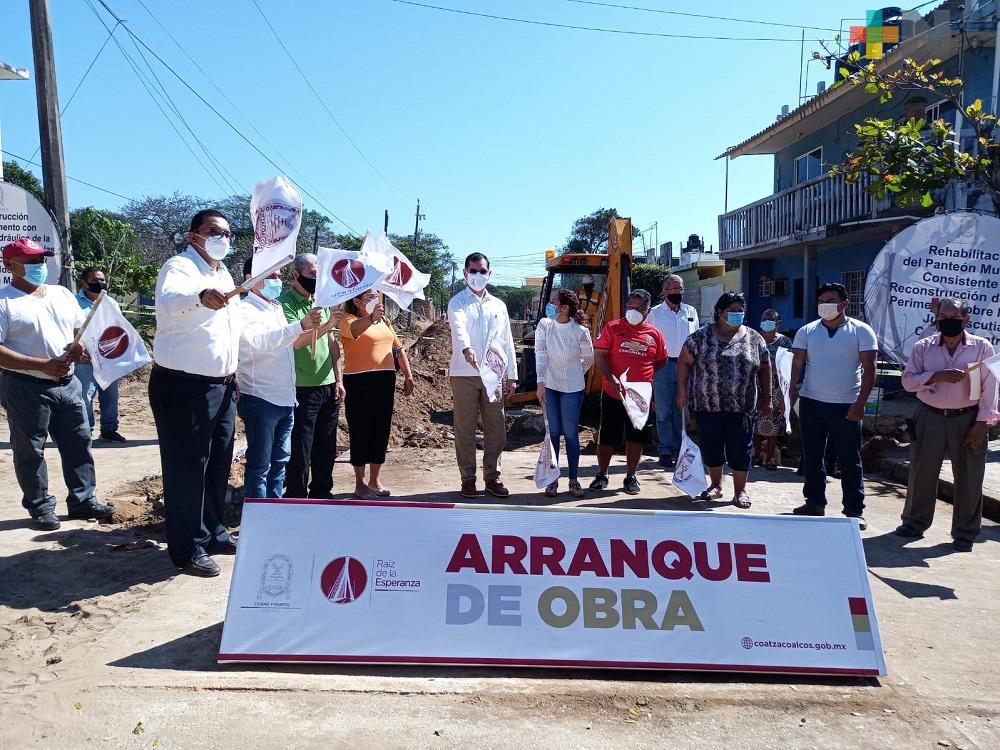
(878, 457, 1000, 524)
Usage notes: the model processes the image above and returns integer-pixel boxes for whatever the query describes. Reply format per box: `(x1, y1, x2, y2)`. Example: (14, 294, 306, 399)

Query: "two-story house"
(717, 1, 998, 331)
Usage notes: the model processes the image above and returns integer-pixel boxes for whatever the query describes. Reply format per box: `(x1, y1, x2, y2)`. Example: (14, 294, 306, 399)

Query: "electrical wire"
(382, 0, 813, 41)
(84, 0, 232, 196)
(132, 0, 334, 206)
(92, 0, 359, 235)
(28, 21, 122, 161)
(555, 1, 842, 32)
(2, 148, 136, 202)
(250, 0, 412, 198)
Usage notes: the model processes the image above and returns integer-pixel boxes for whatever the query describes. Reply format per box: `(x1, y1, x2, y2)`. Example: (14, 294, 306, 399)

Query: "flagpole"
(59, 290, 107, 381)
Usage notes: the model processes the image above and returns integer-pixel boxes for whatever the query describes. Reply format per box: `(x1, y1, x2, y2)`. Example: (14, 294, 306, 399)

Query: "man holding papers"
(898, 298, 999, 551)
(447, 252, 517, 499)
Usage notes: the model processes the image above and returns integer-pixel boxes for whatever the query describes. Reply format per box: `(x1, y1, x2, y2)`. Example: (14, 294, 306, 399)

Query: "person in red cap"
(0, 238, 114, 530)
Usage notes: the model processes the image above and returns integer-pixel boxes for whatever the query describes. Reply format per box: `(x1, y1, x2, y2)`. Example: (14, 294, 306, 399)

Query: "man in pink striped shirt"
(897, 298, 999, 552)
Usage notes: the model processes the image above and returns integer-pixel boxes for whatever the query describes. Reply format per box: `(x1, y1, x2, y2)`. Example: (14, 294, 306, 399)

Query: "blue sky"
(2, 1, 877, 285)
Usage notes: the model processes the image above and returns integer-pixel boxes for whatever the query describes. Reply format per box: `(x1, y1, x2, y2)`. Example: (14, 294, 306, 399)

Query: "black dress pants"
(286, 384, 340, 498)
(148, 367, 236, 567)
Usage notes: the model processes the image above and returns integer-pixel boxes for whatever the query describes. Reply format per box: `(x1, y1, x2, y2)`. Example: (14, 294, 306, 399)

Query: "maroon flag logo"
(332, 259, 366, 289)
(96, 326, 129, 360)
(385, 256, 413, 287)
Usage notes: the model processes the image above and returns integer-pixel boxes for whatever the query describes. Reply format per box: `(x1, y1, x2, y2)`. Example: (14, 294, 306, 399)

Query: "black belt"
(922, 403, 976, 418)
(1, 369, 73, 386)
(667, 357, 679, 362)
(152, 363, 235, 385)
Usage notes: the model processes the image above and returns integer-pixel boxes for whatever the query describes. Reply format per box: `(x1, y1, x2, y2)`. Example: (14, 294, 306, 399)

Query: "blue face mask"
(545, 303, 558, 320)
(22, 263, 48, 286)
(726, 311, 745, 327)
(760, 320, 777, 333)
(261, 278, 283, 300)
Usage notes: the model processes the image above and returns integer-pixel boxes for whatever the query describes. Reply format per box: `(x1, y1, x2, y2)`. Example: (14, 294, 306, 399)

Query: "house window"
(794, 147, 823, 184)
(925, 99, 955, 123)
(842, 270, 868, 320)
(759, 276, 773, 298)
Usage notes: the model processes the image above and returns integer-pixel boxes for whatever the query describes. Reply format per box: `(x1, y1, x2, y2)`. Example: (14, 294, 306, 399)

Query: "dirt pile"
(389, 319, 457, 448)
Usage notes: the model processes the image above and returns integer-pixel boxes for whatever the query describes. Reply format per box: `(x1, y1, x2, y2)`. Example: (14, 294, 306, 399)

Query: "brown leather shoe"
(461, 479, 478, 499)
(485, 479, 510, 498)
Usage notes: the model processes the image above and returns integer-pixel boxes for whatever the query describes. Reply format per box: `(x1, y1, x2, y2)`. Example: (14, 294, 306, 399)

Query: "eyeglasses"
(466, 268, 489, 275)
(198, 228, 235, 240)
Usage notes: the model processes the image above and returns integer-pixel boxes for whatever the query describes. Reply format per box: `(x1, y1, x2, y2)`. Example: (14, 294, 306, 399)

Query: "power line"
(556, 0, 841, 32)
(2, 148, 136, 202)
(249, 0, 411, 197)
(132, 0, 334, 206)
(382, 0, 812, 41)
(92, 0, 359, 235)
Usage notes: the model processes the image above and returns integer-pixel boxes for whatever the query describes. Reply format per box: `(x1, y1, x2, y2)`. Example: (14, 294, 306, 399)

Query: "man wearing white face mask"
(149, 209, 243, 577)
(448, 252, 518, 499)
(236, 257, 323, 501)
(789, 282, 878, 529)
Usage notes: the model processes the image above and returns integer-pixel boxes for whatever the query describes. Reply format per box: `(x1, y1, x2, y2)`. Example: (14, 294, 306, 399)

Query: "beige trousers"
(451, 376, 506, 482)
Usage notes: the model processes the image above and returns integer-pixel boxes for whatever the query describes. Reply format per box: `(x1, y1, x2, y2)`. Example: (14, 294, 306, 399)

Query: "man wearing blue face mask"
(0, 238, 114, 531)
(149, 209, 245, 577)
(236, 257, 323, 501)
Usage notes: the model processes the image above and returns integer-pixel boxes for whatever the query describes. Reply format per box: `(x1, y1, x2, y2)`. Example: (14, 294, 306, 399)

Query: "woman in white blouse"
(535, 289, 595, 497)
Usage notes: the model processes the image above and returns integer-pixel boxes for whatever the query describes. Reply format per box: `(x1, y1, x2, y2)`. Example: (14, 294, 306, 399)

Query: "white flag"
(619, 368, 652, 431)
(79, 298, 151, 390)
(314, 232, 393, 309)
(981, 351, 1000, 380)
(250, 176, 302, 277)
(479, 341, 508, 403)
(672, 425, 709, 498)
(774, 346, 794, 435)
(373, 234, 432, 310)
(534, 416, 561, 489)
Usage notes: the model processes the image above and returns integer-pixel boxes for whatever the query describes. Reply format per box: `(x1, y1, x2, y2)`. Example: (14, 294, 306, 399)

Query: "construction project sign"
(0, 182, 61, 285)
(220, 500, 886, 676)
(865, 213, 1000, 364)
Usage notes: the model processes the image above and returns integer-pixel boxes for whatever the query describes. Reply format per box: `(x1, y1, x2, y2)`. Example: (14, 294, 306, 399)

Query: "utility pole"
(312, 224, 319, 252)
(29, 0, 74, 291)
(412, 198, 425, 253)
(384, 209, 389, 234)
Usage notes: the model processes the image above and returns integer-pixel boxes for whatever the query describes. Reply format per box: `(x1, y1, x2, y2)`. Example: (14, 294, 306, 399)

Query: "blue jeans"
(545, 388, 584, 481)
(653, 360, 682, 456)
(237, 393, 294, 499)
(73, 362, 119, 432)
(798, 397, 864, 515)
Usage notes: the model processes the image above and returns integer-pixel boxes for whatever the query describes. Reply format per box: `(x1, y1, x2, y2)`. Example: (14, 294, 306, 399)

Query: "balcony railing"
(719, 172, 892, 256)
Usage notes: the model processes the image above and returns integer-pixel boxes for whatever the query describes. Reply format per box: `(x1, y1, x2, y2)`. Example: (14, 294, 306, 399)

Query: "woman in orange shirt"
(340, 290, 415, 498)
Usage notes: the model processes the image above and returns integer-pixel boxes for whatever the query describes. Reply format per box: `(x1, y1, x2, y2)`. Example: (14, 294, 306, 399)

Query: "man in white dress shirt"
(448, 252, 518, 499)
(149, 209, 244, 577)
(237, 257, 321, 500)
(647, 274, 699, 468)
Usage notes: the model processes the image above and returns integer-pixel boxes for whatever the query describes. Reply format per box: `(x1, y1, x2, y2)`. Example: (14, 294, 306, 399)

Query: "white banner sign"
(0, 182, 61, 285)
(865, 213, 1000, 364)
(220, 500, 887, 676)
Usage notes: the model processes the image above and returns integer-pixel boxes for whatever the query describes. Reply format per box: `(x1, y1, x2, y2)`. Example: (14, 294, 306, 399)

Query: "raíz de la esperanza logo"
(320, 557, 367, 603)
(332, 259, 366, 289)
(97, 326, 129, 359)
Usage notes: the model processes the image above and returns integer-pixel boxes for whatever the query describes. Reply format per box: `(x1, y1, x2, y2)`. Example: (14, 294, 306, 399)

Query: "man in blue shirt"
(789, 282, 878, 529)
(74, 266, 127, 442)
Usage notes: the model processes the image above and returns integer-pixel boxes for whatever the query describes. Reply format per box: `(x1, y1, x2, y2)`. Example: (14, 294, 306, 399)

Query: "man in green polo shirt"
(279, 253, 344, 498)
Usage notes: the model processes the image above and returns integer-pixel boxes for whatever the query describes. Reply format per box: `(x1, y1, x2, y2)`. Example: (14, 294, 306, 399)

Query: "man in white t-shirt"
(0, 238, 114, 531)
(647, 274, 699, 467)
(789, 282, 878, 529)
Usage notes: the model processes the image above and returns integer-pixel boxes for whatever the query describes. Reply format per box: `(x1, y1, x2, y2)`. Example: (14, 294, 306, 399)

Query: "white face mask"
(466, 270, 489, 292)
(624, 309, 644, 325)
(817, 302, 841, 321)
(364, 297, 378, 314)
(203, 235, 231, 261)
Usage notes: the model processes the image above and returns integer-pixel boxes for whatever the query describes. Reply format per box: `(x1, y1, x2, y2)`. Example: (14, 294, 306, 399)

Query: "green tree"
(70, 207, 159, 296)
(631, 263, 672, 300)
(120, 192, 208, 263)
(487, 284, 539, 320)
(562, 208, 641, 254)
(2, 161, 45, 203)
(826, 52, 994, 209)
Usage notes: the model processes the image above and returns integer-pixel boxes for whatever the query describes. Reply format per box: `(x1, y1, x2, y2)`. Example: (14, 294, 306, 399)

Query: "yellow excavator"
(510, 217, 633, 404)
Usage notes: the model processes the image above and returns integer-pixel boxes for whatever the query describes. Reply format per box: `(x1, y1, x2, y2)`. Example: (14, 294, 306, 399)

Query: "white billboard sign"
(865, 213, 1000, 363)
(0, 181, 61, 285)
(220, 500, 886, 676)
